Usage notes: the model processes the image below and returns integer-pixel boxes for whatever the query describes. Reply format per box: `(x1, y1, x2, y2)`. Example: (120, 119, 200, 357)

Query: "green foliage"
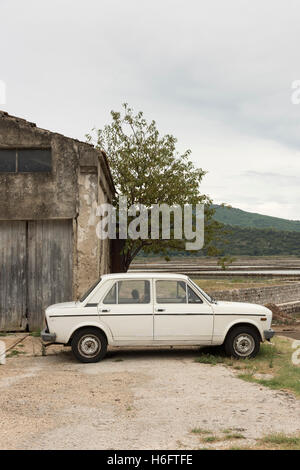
(217, 256, 236, 270)
(87, 103, 224, 269)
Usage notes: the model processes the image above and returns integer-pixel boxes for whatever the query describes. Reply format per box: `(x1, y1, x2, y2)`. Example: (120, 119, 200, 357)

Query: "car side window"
(156, 280, 187, 303)
(118, 280, 150, 304)
(103, 280, 151, 304)
(187, 286, 203, 304)
(103, 283, 117, 304)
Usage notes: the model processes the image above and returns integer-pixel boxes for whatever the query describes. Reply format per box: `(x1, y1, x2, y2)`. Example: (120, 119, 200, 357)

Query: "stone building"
(0, 111, 115, 331)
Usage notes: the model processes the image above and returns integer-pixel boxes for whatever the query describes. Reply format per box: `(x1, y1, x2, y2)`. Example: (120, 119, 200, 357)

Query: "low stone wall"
(278, 301, 300, 314)
(208, 283, 300, 306)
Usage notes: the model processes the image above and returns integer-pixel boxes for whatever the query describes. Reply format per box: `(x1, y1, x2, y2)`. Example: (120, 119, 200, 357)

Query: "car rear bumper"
(264, 329, 275, 341)
(41, 328, 56, 343)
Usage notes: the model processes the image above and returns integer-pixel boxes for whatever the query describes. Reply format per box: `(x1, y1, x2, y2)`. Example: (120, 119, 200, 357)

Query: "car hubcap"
(233, 333, 255, 357)
(79, 335, 101, 358)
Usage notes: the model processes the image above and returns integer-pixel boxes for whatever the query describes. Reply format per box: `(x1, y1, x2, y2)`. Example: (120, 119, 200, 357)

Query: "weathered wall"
(74, 171, 99, 297)
(74, 150, 114, 298)
(209, 283, 300, 305)
(0, 112, 79, 219)
(98, 155, 113, 276)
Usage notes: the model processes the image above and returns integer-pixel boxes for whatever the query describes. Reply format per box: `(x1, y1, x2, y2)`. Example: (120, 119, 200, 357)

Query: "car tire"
(224, 326, 260, 359)
(71, 328, 107, 363)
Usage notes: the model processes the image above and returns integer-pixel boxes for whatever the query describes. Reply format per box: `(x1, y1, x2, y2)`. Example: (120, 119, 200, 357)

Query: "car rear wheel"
(224, 326, 260, 359)
(71, 328, 107, 363)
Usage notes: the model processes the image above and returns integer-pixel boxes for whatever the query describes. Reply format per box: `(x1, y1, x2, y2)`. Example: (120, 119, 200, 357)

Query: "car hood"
(46, 301, 79, 313)
(212, 301, 271, 316)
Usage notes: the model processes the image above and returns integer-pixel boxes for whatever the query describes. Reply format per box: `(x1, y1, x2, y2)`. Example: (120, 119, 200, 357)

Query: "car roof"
(101, 272, 189, 280)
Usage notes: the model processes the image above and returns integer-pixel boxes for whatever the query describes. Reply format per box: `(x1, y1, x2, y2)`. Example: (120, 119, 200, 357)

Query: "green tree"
(87, 103, 223, 271)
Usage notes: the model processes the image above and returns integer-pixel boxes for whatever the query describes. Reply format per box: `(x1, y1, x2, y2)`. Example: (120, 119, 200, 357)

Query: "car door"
(98, 279, 153, 342)
(153, 279, 214, 343)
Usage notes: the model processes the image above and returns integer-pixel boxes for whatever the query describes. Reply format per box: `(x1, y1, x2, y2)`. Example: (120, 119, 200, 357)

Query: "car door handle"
(101, 308, 110, 313)
(156, 308, 165, 312)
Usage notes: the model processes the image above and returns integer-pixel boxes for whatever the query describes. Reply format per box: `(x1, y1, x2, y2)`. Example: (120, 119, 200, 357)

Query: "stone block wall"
(209, 283, 300, 305)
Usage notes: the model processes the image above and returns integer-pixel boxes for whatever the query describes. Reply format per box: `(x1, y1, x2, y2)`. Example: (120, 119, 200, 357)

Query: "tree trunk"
(111, 239, 127, 272)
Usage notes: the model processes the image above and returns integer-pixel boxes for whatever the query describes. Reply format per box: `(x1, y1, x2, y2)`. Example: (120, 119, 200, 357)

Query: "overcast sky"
(1, 0, 300, 220)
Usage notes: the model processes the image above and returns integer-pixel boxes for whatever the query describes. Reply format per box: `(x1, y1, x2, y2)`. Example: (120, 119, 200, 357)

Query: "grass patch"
(258, 433, 300, 450)
(224, 433, 246, 440)
(201, 436, 220, 443)
(195, 354, 226, 366)
(229, 446, 251, 450)
(237, 338, 300, 397)
(6, 349, 25, 358)
(196, 337, 300, 398)
(191, 428, 212, 435)
(192, 426, 300, 449)
(29, 331, 41, 337)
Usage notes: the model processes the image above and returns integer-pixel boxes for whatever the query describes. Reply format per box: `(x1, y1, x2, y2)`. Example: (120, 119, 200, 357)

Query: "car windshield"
(79, 278, 102, 303)
(189, 279, 214, 303)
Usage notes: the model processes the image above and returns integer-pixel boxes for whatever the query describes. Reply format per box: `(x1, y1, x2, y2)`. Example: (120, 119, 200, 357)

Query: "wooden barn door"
(27, 220, 73, 331)
(0, 221, 27, 331)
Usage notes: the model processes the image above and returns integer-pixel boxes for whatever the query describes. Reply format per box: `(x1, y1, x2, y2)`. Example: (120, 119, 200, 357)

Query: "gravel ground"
(0, 339, 300, 450)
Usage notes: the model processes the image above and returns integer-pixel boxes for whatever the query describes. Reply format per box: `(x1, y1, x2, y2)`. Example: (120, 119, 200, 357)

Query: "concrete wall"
(209, 283, 300, 305)
(0, 112, 79, 220)
(74, 146, 114, 298)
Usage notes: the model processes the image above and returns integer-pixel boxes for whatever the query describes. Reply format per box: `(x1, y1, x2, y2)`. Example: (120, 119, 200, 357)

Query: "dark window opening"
(18, 149, 52, 172)
(0, 149, 16, 172)
(0, 148, 52, 173)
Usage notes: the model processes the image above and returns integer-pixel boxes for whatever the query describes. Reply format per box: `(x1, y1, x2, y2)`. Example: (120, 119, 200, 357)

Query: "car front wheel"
(224, 326, 260, 359)
(71, 328, 107, 363)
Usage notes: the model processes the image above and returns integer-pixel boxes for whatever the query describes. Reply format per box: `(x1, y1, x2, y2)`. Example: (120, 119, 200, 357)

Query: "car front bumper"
(264, 329, 275, 341)
(41, 328, 56, 343)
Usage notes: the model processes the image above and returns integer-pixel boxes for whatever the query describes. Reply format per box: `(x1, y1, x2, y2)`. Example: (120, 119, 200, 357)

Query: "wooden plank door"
(0, 221, 27, 331)
(27, 219, 73, 331)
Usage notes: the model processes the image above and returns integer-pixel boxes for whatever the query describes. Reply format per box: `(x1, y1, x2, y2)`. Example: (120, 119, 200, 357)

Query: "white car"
(41, 273, 274, 363)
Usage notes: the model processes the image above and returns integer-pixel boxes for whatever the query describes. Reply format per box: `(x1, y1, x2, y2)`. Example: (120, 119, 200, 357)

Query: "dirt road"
(0, 340, 300, 450)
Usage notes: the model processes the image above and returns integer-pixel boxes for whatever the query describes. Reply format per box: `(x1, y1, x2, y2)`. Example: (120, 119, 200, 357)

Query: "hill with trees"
(212, 225, 300, 256)
(138, 206, 300, 258)
(212, 205, 300, 232)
